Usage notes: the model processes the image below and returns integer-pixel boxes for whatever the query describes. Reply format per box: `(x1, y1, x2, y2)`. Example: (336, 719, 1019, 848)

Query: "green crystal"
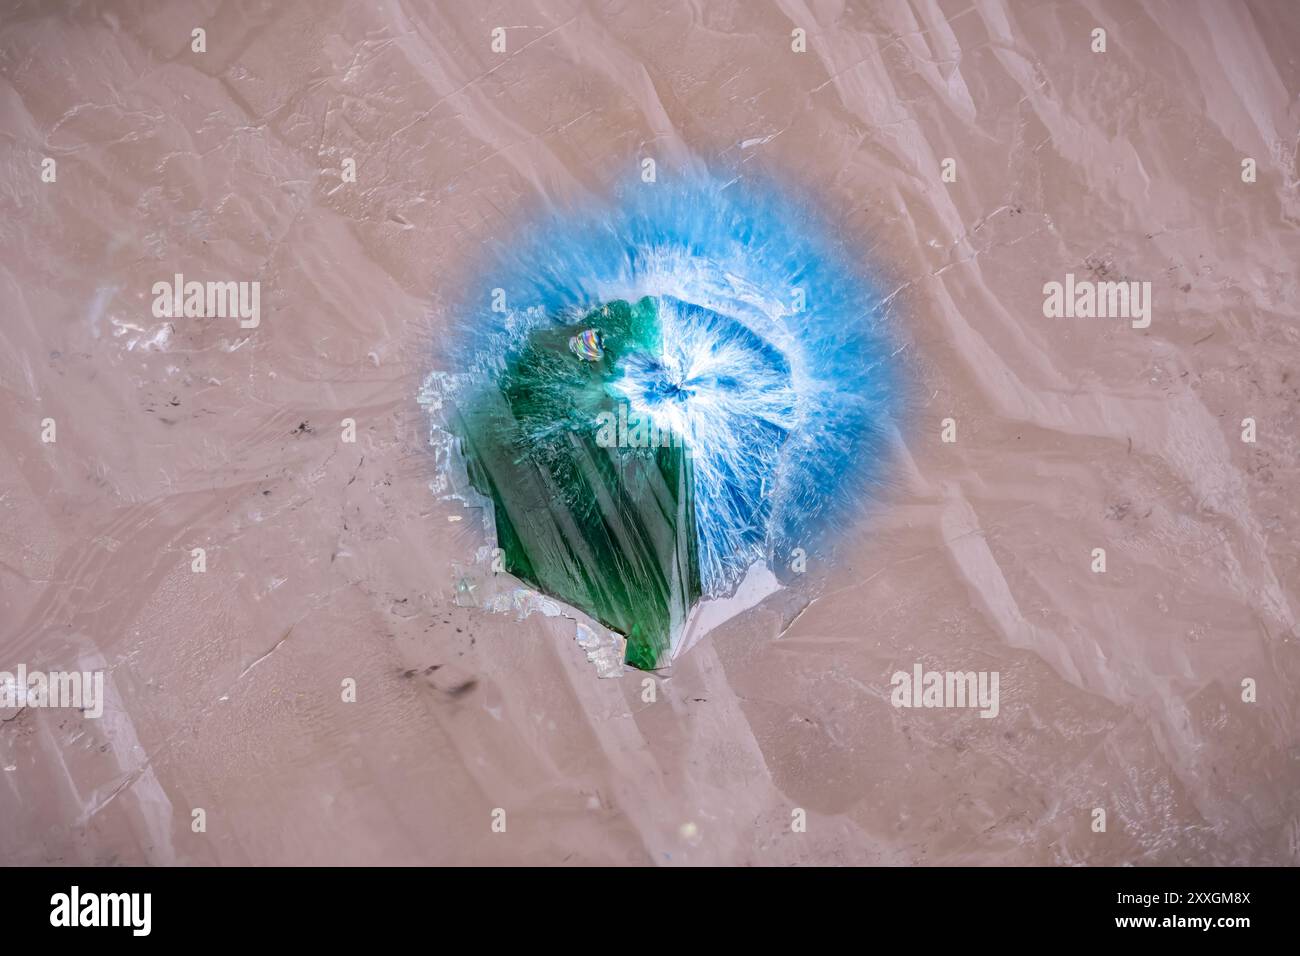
(452, 297, 700, 670)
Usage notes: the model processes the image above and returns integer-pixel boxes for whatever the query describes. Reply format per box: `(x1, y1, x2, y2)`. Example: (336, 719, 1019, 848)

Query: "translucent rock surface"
(452, 298, 700, 670)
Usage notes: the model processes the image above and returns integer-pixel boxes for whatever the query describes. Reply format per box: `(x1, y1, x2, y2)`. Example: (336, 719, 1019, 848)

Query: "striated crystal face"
(453, 297, 701, 670)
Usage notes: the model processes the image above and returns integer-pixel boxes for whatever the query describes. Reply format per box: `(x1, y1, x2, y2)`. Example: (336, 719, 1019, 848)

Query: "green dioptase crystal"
(452, 297, 701, 670)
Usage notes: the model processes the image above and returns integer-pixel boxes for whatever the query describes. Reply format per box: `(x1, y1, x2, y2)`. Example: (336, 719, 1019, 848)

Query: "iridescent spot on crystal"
(567, 328, 604, 362)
